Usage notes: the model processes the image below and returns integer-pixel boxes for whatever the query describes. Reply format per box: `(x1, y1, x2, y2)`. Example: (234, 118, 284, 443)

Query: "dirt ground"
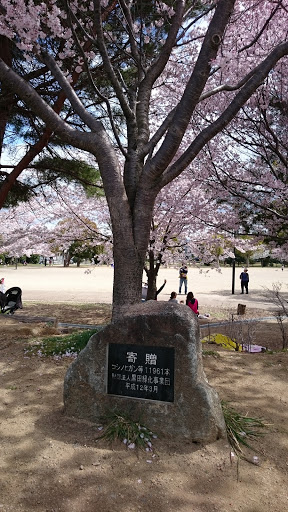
(2, 264, 288, 308)
(1, 297, 288, 512)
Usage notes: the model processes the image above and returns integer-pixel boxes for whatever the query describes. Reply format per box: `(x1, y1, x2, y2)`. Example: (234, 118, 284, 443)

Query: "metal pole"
(232, 258, 235, 294)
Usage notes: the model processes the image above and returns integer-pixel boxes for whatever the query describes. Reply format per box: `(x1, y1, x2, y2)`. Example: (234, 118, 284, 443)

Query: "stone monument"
(63, 301, 226, 443)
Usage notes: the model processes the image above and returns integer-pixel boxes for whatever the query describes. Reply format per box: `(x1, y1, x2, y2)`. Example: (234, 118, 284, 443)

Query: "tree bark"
(145, 251, 158, 301)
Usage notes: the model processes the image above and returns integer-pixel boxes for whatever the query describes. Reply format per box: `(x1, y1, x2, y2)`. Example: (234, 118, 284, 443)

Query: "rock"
(63, 302, 226, 443)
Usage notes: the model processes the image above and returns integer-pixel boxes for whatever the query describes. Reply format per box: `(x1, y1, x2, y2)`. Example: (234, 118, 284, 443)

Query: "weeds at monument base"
(95, 402, 268, 459)
(221, 400, 269, 459)
(96, 410, 157, 451)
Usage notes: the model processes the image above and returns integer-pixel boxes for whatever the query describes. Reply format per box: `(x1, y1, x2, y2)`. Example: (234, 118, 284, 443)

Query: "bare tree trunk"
(110, 201, 147, 321)
(146, 270, 158, 301)
(144, 250, 162, 300)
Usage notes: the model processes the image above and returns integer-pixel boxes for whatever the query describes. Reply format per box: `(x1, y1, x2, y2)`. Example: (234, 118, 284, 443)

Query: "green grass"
(25, 328, 101, 357)
(263, 348, 287, 355)
(202, 349, 220, 358)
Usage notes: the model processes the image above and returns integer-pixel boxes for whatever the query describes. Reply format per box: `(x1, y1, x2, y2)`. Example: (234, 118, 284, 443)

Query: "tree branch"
(93, 0, 133, 121)
(143, 0, 236, 183)
(160, 41, 288, 188)
(0, 57, 105, 151)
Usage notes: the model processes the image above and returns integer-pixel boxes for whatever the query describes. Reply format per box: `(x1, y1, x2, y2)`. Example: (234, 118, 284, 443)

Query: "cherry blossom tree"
(198, 65, 288, 247)
(0, 183, 107, 259)
(143, 173, 215, 297)
(142, 169, 240, 298)
(0, 0, 288, 319)
(0, 158, 273, 288)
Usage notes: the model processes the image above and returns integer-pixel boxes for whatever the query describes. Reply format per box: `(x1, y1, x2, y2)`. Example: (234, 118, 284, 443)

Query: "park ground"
(0, 265, 288, 512)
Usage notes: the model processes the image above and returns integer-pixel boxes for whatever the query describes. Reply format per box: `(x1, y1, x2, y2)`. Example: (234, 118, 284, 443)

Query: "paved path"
(1, 264, 287, 311)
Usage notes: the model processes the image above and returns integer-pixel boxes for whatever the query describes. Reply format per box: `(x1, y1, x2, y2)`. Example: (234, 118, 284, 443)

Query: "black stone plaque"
(107, 343, 175, 402)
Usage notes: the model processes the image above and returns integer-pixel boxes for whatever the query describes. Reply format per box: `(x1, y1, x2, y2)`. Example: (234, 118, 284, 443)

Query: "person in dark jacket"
(240, 268, 249, 294)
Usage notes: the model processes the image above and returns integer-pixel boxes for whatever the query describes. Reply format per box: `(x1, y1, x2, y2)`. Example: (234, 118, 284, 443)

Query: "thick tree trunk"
(112, 245, 143, 321)
(109, 201, 146, 322)
(112, 230, 160, 320)
(108, 183, 157, 321)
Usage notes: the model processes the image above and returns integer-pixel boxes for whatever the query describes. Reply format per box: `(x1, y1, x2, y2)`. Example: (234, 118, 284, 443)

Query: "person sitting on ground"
(186, 291, 199, 316)
(168, 291, 178, 303)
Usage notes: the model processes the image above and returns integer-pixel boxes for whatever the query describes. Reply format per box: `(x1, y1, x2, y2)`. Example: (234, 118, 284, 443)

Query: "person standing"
(240, 268, 249, 294)
(179, 264, 188, 294)
(141, 282, 148, 301)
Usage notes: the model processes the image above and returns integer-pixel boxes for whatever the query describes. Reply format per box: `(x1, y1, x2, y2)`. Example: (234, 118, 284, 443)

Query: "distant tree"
(64, 240, 104, 267)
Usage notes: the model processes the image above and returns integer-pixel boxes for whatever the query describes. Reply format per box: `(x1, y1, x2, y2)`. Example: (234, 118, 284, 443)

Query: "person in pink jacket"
(186, 291, 199, 316)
